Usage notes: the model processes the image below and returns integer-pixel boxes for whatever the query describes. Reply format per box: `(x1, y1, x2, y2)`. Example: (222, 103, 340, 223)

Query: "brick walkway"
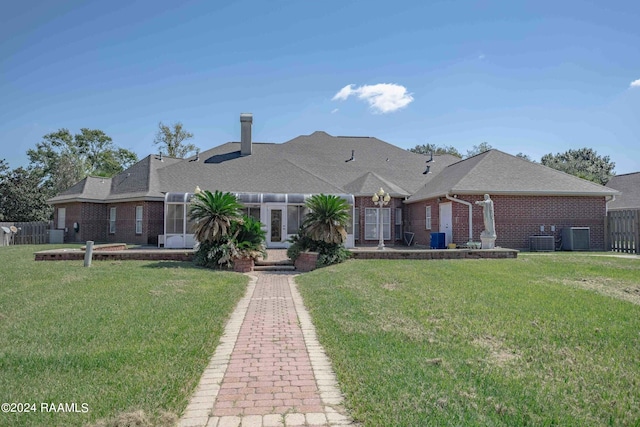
(179, 272, 354, 427)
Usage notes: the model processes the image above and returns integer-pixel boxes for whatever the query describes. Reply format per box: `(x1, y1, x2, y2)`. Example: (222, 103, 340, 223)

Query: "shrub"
(194, 214, 267, 269)
(287, 194, 352, 268)
(231, 215, 267, 260)
(287, 233, 350, 267)
(193, 240, 235, 269)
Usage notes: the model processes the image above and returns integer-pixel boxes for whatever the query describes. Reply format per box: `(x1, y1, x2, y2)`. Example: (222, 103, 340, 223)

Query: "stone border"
(287, 275, 354, 426)
(179, 276, 258, 427)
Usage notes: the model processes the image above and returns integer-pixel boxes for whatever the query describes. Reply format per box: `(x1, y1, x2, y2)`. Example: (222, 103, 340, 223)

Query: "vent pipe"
(240, 113, 253, 156)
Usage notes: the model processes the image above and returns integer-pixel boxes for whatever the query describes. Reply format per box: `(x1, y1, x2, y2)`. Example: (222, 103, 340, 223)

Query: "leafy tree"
(301, 194, 351, 244)
(408, 144, 462, 158)
(153, 122, 197, 158)
(189, 190, 244, 243)
(541, 148, 615, 185)
(516, 152, 534, 162)
(0, 166, 52, 221)
(465, 142, 493, 158)
(93, 148, 139, 177)
(27, 128, 137, 196)
(0, 160, 8, 220)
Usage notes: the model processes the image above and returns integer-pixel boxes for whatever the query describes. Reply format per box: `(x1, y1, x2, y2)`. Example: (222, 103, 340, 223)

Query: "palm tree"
(189, 190, 243, 243)
(231, 215, 267, 259)
(301, 194, 351, 244)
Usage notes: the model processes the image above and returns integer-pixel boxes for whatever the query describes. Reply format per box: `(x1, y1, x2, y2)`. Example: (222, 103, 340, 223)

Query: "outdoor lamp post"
(372, 187, 391, 250)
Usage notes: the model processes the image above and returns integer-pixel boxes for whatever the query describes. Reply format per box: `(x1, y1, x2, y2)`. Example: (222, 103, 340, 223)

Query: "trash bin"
(430, 232, 446, 249)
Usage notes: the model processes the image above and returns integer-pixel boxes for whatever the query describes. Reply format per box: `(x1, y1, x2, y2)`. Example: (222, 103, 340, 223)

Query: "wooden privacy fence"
(607, 210, 639, 254)
(0, 221, 53, 245)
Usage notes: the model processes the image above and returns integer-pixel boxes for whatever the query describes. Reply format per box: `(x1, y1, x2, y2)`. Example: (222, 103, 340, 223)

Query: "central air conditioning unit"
(562, 227, 590, 251)
(529, 235, 555, 251)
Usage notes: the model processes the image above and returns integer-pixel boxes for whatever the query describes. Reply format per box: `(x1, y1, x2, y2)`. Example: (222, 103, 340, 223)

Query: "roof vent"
(345, 150, 355, 162)
(423, 165, 431, 175)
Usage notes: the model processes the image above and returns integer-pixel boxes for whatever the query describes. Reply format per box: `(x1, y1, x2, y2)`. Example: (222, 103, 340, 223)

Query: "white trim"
(425, 206, 432, 230)
(439, 202, 452, 245)
(266, 204, 288, 248)
(364, 207, 390, 240)
(57, 207, 66, 229)
(135, 206, 143, 234)
(109, 207, 116, 234)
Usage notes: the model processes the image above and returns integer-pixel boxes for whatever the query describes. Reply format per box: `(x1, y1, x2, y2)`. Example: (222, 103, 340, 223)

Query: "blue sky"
(2, 0, 639, 174)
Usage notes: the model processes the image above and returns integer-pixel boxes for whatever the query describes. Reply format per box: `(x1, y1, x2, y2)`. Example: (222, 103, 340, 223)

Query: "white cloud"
(332, 83, 414, 113)
(630, 79, 640, 88)
(331, 108, 339, 114)
(332, 85, 354, 101)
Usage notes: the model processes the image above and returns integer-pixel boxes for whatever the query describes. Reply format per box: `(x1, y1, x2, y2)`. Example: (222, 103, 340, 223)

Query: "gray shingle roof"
(48, 176, 112, 203)
(606, 172, 640, 209)
(48, 133, 617, 205)
(47, 155, 181, 203)
(146, 132, 457, 197)
(407, 150, 618, 203)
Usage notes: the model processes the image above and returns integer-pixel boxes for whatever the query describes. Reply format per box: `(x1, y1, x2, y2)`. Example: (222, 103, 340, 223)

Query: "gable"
(407, 150, 618, 203)
(606, 172, 640, 209)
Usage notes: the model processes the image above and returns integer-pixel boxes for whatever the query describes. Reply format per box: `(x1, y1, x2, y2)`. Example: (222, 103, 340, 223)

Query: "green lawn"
(296, 253, 640, 427)
(0, 245, 247, 427)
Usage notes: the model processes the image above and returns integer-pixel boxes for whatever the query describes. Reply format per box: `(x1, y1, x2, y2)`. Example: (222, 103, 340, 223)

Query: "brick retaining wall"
(35, 249, 194, 262)
(351, 248, 518, 260)
(294, 252, 319, 272)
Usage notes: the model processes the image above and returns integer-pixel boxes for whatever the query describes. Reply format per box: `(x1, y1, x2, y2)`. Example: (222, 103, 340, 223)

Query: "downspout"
(605, 195, 616, 212)
(604, 194, 616, 251)
(445, 194, 473, 242)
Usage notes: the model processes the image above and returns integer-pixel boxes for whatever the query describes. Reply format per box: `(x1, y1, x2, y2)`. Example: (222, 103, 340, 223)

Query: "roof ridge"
(335, 136, 372, 139)
(609, 171, 640, 178)
(450, 150, 493, 187)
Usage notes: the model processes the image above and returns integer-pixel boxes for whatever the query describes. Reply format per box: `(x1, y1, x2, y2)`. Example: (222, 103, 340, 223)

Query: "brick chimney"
(240, 113, 253, 156)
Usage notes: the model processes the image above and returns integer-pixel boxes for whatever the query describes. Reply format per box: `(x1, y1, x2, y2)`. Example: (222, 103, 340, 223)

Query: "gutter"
(406, 189, 619, 204)
(605, 194, 616, 212)
(445, 194, 473, 242)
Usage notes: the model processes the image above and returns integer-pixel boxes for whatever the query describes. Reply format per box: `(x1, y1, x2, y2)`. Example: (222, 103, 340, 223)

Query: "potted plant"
(287, 194, 351, 270)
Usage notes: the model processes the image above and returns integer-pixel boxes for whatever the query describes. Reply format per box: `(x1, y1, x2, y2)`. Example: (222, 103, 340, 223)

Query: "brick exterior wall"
(405, 195, 607, 250)
(57, 194, 606, 251)
(404, 199, 440, 246)
(80, 203, 108, 243)
(53, 203, 81, 243)
(106, 201, 165, 245)
(146, 201, 165, 245)
(353, 196, 404, 246)
(53, 200, 163, 245)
